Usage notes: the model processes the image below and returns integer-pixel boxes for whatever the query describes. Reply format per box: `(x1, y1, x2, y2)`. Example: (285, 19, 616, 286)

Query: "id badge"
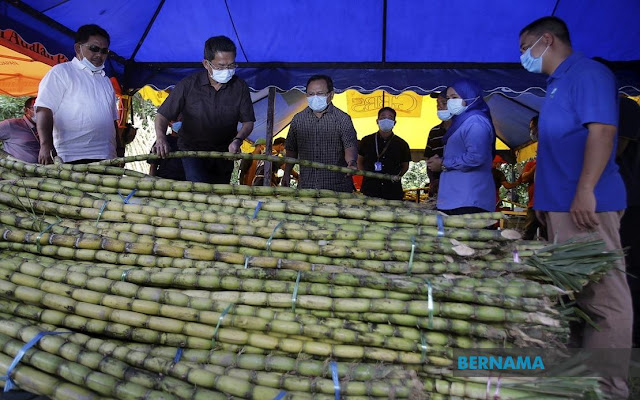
(374, 161, 383, 171)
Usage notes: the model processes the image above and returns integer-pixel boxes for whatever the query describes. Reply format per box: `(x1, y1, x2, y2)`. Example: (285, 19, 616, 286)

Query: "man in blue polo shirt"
(519, 16, 631, 399)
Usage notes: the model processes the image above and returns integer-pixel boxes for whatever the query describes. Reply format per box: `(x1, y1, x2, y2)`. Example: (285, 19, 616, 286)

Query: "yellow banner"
(346, 90, 422, 118)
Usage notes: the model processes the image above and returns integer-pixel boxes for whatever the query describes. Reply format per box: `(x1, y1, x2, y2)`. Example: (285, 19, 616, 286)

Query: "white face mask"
(209, 65, 235, 84)
(307, 95, 329, 112)
(378, 118, 395, 132)
(447, 98, 467, 115)
(447, 96, 479, 116)
(437, 110, 452, 121)
(80, 48, 105, 73)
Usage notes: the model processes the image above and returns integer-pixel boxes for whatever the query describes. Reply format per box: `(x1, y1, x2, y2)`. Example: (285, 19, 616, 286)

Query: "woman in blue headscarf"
(426, 79, 495, 215)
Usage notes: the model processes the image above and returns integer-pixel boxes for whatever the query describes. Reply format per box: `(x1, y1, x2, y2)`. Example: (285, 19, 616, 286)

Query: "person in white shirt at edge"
(35, 24, 119, 164)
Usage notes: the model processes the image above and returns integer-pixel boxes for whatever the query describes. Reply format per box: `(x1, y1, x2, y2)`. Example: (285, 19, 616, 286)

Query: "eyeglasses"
(306, 91, 330, 97)
(83, 44, 109, 55)
(208, 61, 237, 70)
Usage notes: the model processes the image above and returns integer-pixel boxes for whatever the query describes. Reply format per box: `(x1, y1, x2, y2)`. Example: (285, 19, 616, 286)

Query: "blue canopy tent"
(2, 0, 639, 95)
(1, 0, 639, 161)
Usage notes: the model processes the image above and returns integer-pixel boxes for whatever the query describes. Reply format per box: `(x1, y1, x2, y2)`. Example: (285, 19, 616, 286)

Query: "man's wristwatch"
(232, 137, 243, 143)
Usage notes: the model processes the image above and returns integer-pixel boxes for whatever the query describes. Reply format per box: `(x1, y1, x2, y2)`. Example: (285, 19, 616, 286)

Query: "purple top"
(0, 117, 40, 163)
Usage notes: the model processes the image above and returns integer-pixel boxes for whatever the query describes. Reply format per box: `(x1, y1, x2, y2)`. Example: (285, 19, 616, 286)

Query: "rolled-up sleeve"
(444, 116, 493, 172)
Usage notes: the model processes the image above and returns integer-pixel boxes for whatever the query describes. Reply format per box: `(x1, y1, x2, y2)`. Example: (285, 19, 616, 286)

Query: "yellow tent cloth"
(139, 85, 170, 106)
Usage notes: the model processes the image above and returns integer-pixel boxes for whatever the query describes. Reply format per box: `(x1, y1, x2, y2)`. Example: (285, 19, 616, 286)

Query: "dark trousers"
(523, 208, 546, 240)
(621, 206, 640, 346)
(181, 157, 234, 184)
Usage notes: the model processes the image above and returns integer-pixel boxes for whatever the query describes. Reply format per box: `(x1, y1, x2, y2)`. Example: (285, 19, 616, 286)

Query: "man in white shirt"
(35, 24, 118, 164)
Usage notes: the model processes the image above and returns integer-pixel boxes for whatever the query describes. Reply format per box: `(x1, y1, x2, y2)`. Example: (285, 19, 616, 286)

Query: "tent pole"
(263, 86, 276, 186)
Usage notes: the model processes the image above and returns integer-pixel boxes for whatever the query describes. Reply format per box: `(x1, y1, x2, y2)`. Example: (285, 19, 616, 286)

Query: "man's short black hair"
(378, 106, 397, 119)
(520, 16, 571, 46)
(306, 75, 334, 93)
(273, 137, 286, 146)
(204, 36, 237, 60)
(75, 24, 110, 45)
(24, 97, 36, 109)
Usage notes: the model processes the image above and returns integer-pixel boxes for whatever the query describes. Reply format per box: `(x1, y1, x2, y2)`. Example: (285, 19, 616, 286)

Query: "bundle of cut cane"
(0, 156, 615, 399)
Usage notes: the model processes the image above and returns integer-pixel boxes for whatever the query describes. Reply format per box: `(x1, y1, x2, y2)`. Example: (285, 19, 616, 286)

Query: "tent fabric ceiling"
(1, 0, 639, 94)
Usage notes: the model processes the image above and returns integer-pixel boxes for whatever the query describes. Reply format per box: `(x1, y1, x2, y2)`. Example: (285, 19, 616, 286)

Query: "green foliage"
(498, 161, 530, 208)
(401, 161, 429, 190)
(0, 95, 29, 121)
(131, 92, 158, 129)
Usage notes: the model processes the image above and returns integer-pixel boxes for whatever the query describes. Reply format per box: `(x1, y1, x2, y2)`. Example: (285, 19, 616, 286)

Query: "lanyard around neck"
(375, 132, 394, 161)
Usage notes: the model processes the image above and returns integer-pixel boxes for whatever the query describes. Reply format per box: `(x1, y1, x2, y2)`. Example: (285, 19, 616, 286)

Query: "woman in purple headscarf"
(426, 79, 495, 215)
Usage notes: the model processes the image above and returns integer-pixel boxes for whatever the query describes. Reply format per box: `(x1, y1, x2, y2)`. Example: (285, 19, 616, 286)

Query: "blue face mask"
(378, 118, 395, 132)
(171, 121, 182, 132)
(520, 36, 549, 74)
(307, 95, 329, 112)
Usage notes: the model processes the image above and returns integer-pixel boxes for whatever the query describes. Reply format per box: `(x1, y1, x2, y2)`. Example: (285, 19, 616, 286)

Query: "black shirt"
(148, 135, 185, 180)
(158, 71, 255, 151)
(424, 123, 446, 159)
(424, 123, 446, 183)
(358, 131, 411, 200)
(617, 97, 640, 207)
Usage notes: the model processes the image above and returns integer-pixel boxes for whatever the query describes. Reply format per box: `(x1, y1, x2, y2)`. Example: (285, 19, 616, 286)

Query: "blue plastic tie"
(407, 235, 416, 275)
(2, 331, 70, 392)
(426, 279, 434, 329)
(420, 331, 428, 363)
(211, 304, 233, 348)
(118, 189, 138, 204)
(272, 391, 287, 400)
(121, 270, 131, 282)
(244, 256, 250, 269)
(436, 214, 445, 237)
(173, 347, 183, 363)
(253, 201, 263, 219)
(330, 361, 340, 400)
(291, 271, 302, 313)
(35, 218, 62, 253)
(96, 200, 109, 225)
(266, 221, 284, 254)
(513, 249, 520, 263)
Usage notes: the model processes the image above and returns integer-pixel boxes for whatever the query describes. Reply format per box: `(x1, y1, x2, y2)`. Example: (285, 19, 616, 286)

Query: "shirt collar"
(198, 69, 235, 89)
(72, 57, 106, 76)
(547, 52, 582, 83)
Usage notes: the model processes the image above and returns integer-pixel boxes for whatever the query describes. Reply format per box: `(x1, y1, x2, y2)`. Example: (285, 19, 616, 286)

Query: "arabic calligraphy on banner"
(346, 90, 422, 118)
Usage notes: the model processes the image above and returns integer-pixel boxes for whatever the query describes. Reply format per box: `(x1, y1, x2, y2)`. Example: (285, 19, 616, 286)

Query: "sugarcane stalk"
(0, 257, 556, 344)
(93, 150, 398, 181)
(0, 183, 498, 229)
(0, 351, 107, 400)
(0, 331, 176, 399)
(6, 318, 416, 398)
(0, 268, 486, 353)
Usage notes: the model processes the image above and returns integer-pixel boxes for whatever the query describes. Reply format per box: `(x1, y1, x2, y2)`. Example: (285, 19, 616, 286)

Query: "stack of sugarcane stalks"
(0, 157, 615, 399)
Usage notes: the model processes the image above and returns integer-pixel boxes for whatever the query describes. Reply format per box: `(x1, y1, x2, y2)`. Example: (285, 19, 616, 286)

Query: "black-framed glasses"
(208, 61, 237, 70)
(83, 44, 109, 55)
